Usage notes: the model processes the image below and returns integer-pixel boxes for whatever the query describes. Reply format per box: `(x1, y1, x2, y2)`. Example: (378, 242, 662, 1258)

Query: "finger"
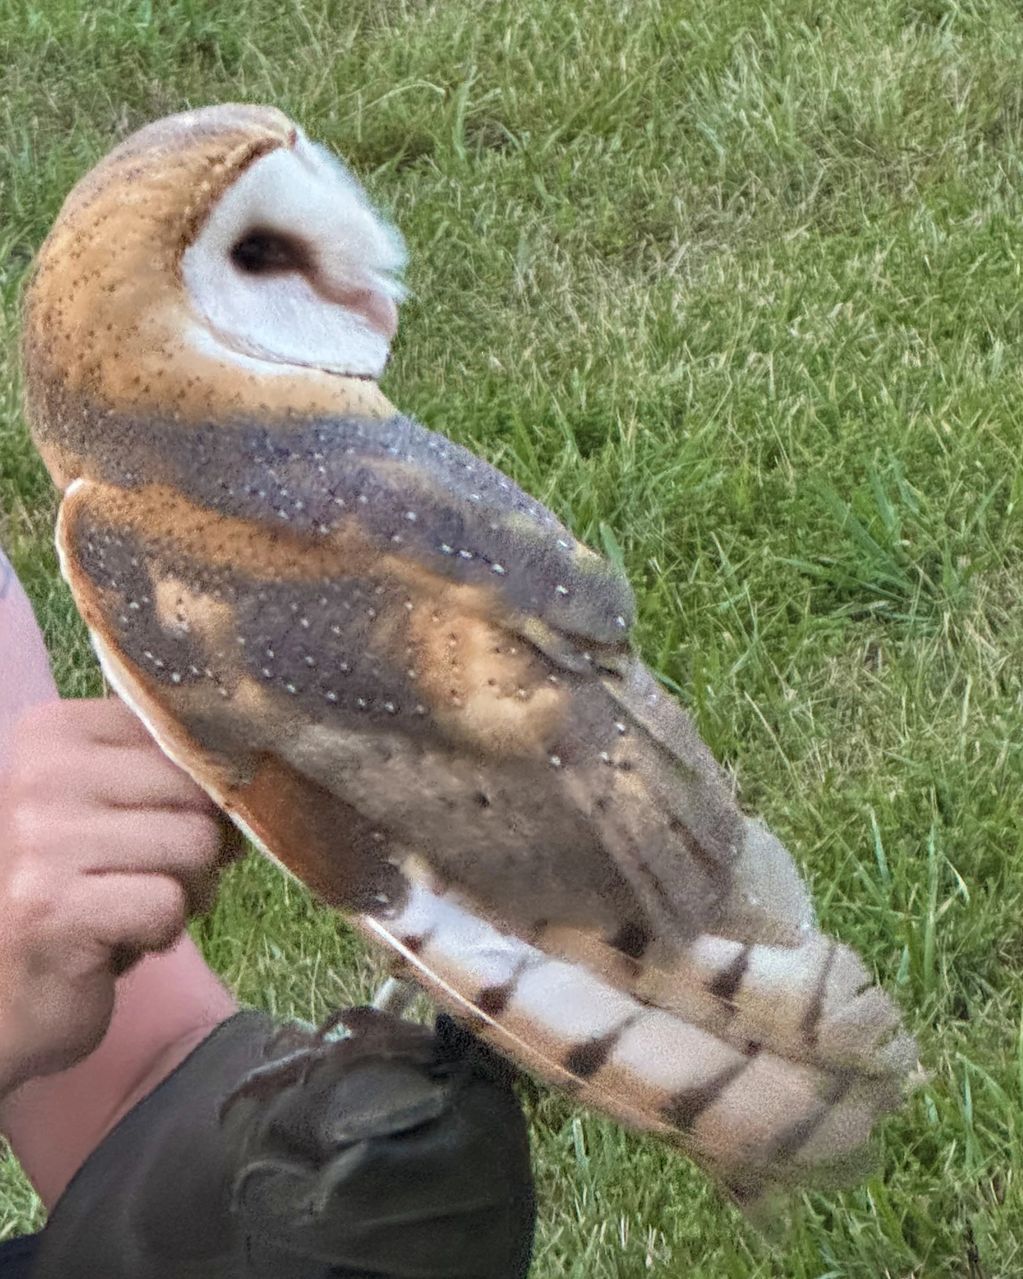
(73, 809, 225, 913)
(71, 872, 189, 959)
(16, 697, 153, 753)
(66, 696, 153, 746)
(69, 743, 215, 813)
(91, 697, 156, 747)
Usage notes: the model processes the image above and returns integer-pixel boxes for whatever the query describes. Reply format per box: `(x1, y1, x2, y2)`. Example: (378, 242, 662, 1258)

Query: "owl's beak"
(318, 281, 398, 342)
(352, 288, 399, 341)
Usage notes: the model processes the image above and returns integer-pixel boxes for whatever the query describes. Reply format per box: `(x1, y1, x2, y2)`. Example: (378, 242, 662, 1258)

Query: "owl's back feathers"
(53, 406, 918, 1209)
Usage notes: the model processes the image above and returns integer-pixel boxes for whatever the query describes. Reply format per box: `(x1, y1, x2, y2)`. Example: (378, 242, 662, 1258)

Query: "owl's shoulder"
(135, 410, 637, 651)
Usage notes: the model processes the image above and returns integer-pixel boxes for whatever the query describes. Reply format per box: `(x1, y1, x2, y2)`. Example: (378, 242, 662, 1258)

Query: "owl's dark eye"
(230, 228, 312, 276)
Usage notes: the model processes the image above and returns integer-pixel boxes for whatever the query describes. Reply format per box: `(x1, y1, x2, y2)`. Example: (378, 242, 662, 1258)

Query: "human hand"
(0, 698, 234, 1096)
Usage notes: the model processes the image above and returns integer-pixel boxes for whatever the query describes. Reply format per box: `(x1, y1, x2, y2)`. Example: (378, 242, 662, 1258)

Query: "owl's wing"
(56, 411, 916, 1209)
(64, 410, 748, 941)
(143, 409, 639, 658)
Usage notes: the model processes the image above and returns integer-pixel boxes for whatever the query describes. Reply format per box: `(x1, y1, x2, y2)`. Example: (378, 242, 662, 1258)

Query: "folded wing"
(55, 409, 917, 1206)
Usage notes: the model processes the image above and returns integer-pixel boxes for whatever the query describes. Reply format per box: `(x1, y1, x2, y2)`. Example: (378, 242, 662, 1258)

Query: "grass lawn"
(2, 0, 1023, 1273)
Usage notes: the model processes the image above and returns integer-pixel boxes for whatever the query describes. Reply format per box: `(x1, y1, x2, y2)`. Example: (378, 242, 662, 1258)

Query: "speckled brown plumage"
(23, 105, 918, 1210)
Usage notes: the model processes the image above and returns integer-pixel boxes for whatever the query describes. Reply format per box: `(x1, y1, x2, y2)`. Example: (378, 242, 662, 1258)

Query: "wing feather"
(112, 411, 636, 650)
(54, 410, 917, 1209)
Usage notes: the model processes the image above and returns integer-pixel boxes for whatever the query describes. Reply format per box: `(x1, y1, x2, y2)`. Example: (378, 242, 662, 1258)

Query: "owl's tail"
(362, 859, 918, 1210)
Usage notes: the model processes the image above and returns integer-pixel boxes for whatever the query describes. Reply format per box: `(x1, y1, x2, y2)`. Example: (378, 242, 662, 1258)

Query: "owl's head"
(23, 105, 407, 474)
(178, 108, 406, 379)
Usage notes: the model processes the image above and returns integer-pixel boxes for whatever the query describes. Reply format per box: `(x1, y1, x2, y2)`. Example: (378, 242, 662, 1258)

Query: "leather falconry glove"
(30, 1009, 536, 1279)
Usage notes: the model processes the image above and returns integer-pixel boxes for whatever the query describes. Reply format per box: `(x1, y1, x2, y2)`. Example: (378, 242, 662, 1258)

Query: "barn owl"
(22, 104, 916, 1210)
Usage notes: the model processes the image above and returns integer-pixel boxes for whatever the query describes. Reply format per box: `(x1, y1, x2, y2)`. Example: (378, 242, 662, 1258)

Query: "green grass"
(2, 0, 1023, 1272)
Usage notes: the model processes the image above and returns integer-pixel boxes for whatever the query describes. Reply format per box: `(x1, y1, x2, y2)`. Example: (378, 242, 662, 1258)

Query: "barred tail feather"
(362, 868, 917, 1208)
(634, 932, 915, 1079)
